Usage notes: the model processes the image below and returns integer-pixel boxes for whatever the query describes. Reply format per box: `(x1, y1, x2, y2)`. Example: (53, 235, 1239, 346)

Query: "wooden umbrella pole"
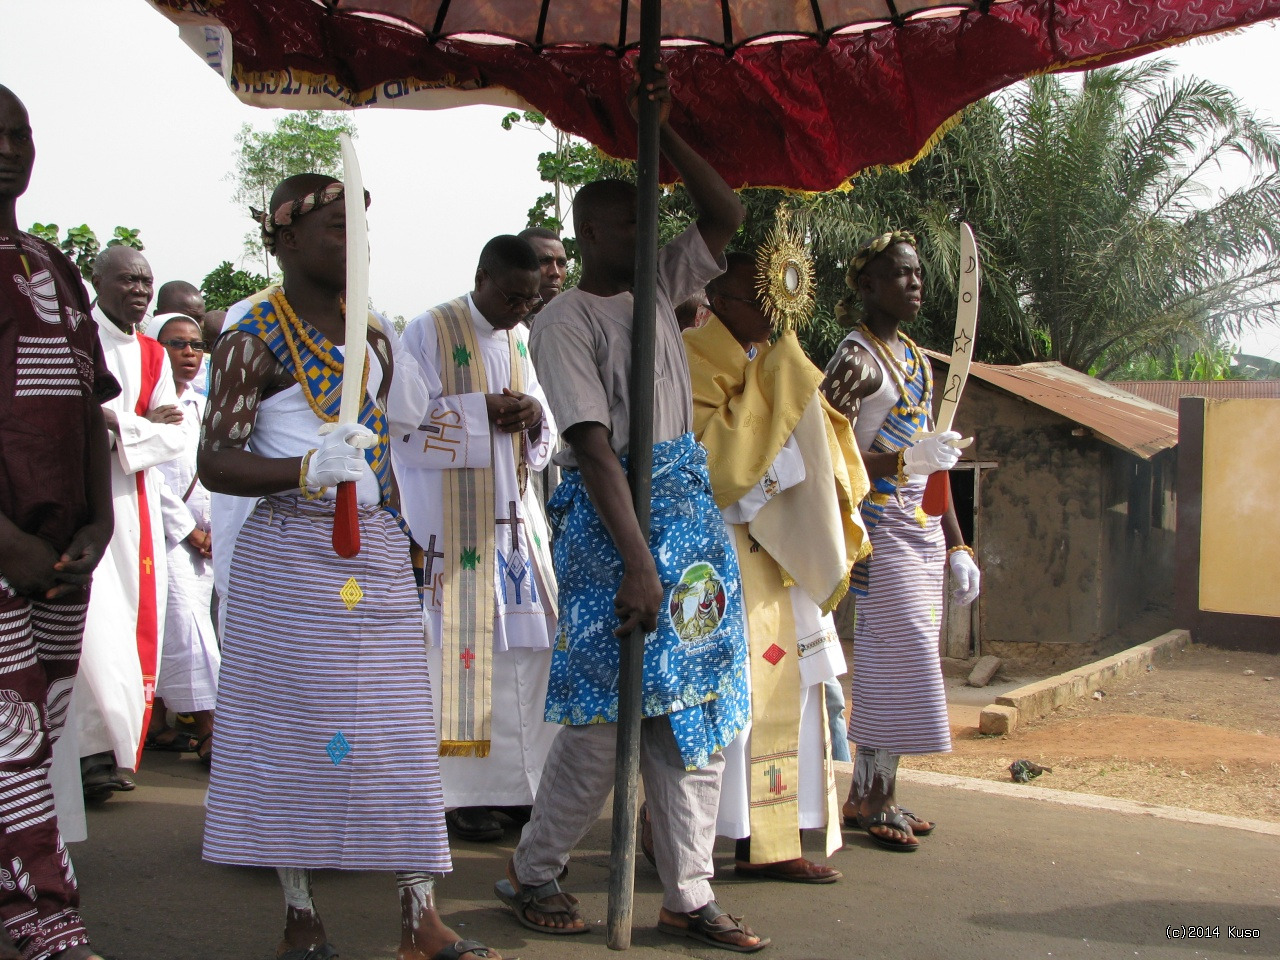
(607, 0, 662, 949)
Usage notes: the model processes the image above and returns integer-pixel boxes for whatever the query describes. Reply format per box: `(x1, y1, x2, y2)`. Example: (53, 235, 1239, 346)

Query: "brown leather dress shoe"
(733, 857, 842, 884)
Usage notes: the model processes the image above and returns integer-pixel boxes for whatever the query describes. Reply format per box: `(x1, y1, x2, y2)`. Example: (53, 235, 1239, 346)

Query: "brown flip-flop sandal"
(897, 807, 935, 835)
(430, 940, 499, 960)
(862, 810, 920, 851)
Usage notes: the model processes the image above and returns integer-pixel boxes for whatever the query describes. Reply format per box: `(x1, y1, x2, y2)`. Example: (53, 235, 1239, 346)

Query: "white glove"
(306, 423, 374, 488)
(948, 549, 981, 606)
(902, 431, 962, 476)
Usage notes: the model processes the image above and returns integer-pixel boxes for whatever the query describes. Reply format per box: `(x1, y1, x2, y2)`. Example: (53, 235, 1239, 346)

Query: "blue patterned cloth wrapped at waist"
(544, 432, 749, 770)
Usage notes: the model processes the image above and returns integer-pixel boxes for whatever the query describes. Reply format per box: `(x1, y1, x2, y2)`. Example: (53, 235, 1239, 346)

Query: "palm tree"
(787, 60, 1280, 377)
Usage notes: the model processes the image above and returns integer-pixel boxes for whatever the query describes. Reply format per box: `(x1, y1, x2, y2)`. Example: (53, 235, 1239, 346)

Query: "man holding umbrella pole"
(496, 67, 767, 952)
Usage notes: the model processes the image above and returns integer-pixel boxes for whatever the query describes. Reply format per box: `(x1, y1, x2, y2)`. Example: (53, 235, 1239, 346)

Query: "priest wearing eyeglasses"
(393, 234, 561, 846)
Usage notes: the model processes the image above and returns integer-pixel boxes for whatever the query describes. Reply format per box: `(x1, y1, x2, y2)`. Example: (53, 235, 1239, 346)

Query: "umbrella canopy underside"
(147, 0, 1280, 190)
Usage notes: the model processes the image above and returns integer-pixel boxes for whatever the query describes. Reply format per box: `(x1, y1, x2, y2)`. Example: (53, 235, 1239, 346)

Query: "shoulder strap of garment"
(135, 334, 166, 417)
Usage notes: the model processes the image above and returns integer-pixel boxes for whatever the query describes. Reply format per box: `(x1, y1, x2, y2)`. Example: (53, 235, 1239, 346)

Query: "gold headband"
(834, 230, 917, 324)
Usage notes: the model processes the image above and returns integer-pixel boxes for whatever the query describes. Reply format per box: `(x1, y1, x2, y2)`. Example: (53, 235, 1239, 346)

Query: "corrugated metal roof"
(1111, 379, 1280, 410)
(926, 353, 1179, 459)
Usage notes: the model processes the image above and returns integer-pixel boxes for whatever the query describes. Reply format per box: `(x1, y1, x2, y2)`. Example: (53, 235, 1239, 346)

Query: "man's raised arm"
(635, 64, 745, 258)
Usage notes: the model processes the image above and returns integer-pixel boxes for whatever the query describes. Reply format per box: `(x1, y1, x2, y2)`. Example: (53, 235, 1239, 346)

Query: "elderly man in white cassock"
(53, 245, 185, 824)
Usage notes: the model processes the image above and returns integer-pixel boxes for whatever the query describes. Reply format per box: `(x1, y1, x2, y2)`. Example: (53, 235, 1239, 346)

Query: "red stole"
(132, 334, 164, 766)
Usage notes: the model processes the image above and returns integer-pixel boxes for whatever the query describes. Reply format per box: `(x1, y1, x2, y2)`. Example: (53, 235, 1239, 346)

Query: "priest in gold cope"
(685, 251, 870, 882)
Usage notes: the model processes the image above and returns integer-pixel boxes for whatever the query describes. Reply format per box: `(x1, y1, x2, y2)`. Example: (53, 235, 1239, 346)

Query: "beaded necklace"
(270, 289, 369, 423)
(859, 323, 929, 417)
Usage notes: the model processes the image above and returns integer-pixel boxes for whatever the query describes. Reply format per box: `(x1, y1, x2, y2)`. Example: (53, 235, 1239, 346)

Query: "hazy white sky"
(3, 3, 1278, 357)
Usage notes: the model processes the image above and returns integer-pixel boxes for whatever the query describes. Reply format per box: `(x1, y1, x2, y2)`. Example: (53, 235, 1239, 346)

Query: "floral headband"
(834, 230, 917, 323)
(250, 182, 371, 254)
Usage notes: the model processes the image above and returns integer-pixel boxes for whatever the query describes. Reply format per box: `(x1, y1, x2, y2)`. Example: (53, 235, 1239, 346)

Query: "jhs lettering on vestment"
(422, 535, 445, 610)
(419, 408, 465, 461)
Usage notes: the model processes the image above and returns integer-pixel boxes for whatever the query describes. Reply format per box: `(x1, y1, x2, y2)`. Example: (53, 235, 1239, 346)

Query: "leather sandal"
(430, 940, 498, 960)
(897, 807, 936, 836)
(494, 872, 590, 935)
(657, 900, 770, 953)
(861, 809, 920, 851)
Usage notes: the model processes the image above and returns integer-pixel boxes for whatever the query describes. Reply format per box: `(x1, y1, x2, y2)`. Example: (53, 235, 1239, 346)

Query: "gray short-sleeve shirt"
(530, 224, 726, 467)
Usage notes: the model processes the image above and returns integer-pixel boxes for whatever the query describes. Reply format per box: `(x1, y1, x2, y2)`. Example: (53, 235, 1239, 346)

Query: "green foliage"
(200, 260, 271, 311)
(502, 110, 632, 249)
(501, 110, 547, 131)
(230, 110, 358, 273)
(109, 226, 144, 250)
(28, 221, 144, 281)
(790, 61, 1280, 376)
(1105, 342, 1244, 381)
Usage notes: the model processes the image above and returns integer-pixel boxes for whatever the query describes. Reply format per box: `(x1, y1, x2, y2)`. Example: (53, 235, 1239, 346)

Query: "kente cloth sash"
(430, 297, 527, 758)
(229, 291, 398, 519)
(132, 334, 164, 767)
(544, 433, 750, 771)
(732, 523, 802, 862)
(732, 527, 845, 862)
(685, 320, 869, 613)
(851, 334, 933, 597)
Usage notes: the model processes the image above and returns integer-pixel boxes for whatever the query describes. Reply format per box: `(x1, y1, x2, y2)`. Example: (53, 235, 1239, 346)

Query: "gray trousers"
(513, 717, 724, 913)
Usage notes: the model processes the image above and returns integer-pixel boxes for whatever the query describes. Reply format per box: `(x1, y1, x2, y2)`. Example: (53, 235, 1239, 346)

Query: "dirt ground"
(904, 643, 1280, 821)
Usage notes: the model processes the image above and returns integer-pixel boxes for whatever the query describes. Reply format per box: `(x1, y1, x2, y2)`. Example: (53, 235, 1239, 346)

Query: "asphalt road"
(72, 754, 1279, 960)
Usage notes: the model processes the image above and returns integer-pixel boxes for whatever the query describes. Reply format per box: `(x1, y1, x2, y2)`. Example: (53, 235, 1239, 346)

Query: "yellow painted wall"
(1200, 399, 1280, 617)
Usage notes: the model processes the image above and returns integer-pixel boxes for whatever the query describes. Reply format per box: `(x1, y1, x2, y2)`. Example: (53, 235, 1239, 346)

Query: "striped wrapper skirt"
(847, 487, 952, 755)
(203, 496, 451, 872)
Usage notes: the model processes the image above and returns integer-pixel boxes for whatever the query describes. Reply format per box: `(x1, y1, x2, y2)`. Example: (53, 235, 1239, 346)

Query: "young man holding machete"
(198, 173, 504, 960)
(821, 231, 981, 853)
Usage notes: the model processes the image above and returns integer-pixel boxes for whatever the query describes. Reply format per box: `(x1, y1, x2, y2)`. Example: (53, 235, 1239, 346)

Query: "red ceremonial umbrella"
(146, 1, 1280, 191)
(144, 0, 1280, 949)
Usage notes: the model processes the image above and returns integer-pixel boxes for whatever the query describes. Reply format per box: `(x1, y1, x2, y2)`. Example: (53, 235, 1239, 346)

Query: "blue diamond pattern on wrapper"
(326, 731, 350, 766)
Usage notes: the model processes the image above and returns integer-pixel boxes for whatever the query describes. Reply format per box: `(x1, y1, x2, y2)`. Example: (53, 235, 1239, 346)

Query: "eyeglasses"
(487, 274, 544, 312)
(159, 338, 207, 352)
(716, 293, 762, 308)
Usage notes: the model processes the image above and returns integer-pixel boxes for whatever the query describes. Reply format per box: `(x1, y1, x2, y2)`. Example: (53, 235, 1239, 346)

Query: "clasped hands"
(485, 388, 542, 435)
(185, 528, 213, 559)
(2, 522, 112, 601)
